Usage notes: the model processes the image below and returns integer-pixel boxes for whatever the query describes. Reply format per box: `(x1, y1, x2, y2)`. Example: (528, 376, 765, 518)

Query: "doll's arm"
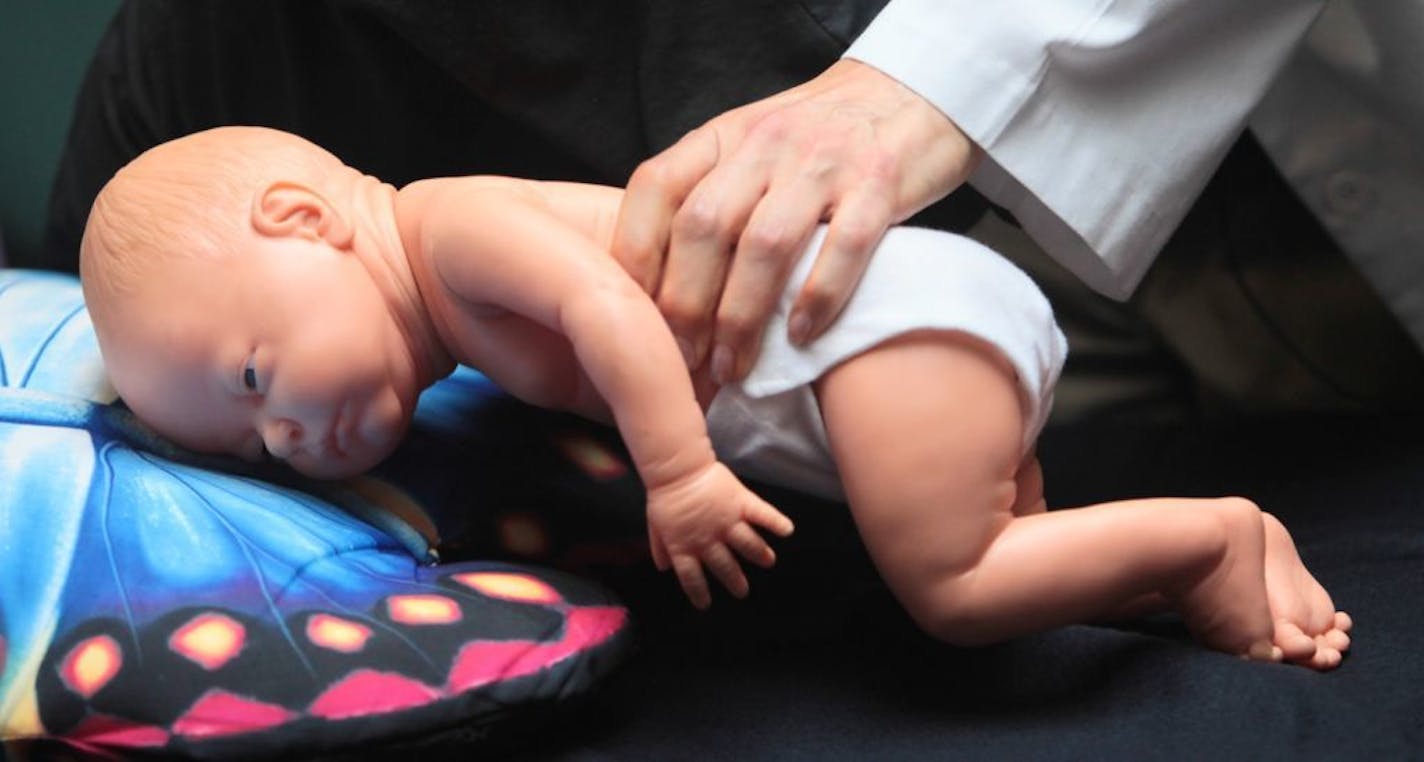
(402, 178, 793, 607)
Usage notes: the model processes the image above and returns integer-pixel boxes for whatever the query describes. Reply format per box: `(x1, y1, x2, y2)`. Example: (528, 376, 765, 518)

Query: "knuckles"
(832, 215, 885, 254)
(746, 109, 795, 146)
(740, 220, 799, 255)
(714, 308, 760, 349)
(858, 146, 901, 186)
(656, 289, 707, 333)
(628, 153, 676, 194)
(671, 196, 725, 241)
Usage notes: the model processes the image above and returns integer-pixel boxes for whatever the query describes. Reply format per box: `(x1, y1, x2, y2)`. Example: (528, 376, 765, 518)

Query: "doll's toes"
(1308, 644, 1343, 671)
(1322, 627, 1351, 653)
(1272, 621, 1317, 662)
(1243, 640, 1283, 663)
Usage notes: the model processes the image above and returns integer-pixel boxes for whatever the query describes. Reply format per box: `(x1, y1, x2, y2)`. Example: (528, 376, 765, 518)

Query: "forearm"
(559, 279, 719, 490)
(845, 0, 1324, 298)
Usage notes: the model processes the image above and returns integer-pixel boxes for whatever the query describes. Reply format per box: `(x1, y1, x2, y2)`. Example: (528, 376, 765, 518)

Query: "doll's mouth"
(320, 433, 348, 459)
(325, 402, 355, 458)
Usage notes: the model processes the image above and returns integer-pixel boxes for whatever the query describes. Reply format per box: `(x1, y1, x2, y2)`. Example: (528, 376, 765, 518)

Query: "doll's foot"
(1261, 512, 1352, 670)
(1172, 498, 1283, 664)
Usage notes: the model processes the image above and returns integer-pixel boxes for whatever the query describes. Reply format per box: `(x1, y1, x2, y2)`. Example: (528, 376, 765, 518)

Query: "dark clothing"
(42, 0, 976, 274)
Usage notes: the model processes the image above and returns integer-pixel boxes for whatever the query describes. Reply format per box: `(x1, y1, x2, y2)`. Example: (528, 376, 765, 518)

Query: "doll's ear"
(251, 181, 355, 249)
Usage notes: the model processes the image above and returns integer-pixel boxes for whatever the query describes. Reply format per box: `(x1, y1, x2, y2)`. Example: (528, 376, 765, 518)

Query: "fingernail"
(676, 336, 697, 369)
(711, 345, 734, 384)
(788, 312, 812, 345)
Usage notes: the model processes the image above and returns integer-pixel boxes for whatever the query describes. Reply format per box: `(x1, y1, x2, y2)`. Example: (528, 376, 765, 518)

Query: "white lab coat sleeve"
(844, 0, 1324, 299)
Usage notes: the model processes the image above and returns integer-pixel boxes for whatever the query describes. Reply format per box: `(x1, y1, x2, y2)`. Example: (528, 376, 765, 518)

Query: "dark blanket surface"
(447, 415, 1423, 761)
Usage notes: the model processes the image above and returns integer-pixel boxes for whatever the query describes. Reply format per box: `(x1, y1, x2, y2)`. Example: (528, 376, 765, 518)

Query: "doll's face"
(101, 233, 423, 479)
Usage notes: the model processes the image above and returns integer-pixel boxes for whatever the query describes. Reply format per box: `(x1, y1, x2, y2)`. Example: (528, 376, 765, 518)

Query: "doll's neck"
(344, 175, 456, 388)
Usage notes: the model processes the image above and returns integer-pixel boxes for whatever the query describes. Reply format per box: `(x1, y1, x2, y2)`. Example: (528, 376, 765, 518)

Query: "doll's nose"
(261, 418, 304, 460)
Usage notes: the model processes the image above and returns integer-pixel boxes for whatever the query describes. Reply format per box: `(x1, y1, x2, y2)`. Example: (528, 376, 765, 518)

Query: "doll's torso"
(395, 179, 718, 421)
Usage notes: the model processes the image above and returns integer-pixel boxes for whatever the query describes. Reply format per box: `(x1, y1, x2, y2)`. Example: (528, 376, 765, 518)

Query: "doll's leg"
(814, 331, 1349, 668)
(1008, 454, 1166, 624)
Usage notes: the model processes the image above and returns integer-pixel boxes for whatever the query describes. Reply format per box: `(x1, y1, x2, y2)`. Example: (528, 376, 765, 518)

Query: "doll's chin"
(291, 444, 392, 480)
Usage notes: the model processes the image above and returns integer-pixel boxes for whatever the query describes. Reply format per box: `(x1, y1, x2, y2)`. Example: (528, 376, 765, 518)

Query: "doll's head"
(81, 126, 427, 478)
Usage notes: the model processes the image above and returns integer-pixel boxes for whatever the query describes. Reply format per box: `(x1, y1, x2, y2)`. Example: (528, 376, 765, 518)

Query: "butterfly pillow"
(0, 270, 633, 759)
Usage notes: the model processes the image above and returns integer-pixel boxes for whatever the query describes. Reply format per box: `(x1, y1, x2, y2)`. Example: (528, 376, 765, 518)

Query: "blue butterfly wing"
(0, 271, 109, 733)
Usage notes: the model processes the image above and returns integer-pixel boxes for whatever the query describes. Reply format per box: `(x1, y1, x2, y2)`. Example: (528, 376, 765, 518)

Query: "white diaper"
(706, 226, 1067, 501)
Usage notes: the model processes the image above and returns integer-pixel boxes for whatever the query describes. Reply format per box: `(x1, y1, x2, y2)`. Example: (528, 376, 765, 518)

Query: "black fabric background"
(37, 0, 981, 276)
(447, 415, 1423, 761)
(309, 386, 1422, 760)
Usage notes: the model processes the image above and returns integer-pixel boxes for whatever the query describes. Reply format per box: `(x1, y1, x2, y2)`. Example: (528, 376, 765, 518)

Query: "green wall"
(0, 1, 121, 268)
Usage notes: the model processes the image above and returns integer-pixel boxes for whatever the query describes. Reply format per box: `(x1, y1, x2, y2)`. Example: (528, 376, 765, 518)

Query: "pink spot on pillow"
(447, 606, 626, 693)
(308, 669, 443, 719)
(172, 689, 295, 738)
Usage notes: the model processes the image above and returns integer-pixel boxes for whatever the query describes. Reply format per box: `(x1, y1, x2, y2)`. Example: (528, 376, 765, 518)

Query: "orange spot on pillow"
(452, 572, 562, 605)
(386, 594, 461, 625)
(306, 614, 373, 653)
(60, 634, 122, 698)
(169, 612, 246, 671)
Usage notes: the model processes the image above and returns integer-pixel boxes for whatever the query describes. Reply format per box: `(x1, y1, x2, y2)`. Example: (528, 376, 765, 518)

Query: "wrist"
(640, 441, 719, 497)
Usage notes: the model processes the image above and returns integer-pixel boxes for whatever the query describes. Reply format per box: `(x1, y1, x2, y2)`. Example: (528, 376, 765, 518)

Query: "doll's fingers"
(703, 543, 750, 600)
(673, 554, 713, 610)
(744, 499, 794, 537)
(726, 522, 777, 568)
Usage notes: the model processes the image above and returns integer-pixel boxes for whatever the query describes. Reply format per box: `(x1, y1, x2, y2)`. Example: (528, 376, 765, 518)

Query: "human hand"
(646, 461, 795, 609)
(613, 59, 981, 383)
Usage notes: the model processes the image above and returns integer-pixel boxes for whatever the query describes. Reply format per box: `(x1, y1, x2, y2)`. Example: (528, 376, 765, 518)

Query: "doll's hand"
(646, 462, 795, 609)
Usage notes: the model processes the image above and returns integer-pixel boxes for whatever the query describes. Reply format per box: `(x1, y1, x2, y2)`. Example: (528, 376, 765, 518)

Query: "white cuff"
(847, 0, 1324, 299)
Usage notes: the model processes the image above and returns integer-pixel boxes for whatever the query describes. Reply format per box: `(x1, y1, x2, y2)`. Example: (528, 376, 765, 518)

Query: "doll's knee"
(898, 579, 1004, 648)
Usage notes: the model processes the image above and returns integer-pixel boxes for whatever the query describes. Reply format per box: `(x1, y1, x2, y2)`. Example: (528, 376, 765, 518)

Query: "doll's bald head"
(79, 126, 350, 311)
(77, 127, 422, 477)
(80, 125, 362, 399)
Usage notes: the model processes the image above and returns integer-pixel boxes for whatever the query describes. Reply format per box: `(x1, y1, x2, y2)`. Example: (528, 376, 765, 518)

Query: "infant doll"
(81, 126, 1350, 669)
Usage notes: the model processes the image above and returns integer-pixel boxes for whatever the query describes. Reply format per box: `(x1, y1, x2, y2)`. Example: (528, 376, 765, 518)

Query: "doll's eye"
(242, 358, 259, 392)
